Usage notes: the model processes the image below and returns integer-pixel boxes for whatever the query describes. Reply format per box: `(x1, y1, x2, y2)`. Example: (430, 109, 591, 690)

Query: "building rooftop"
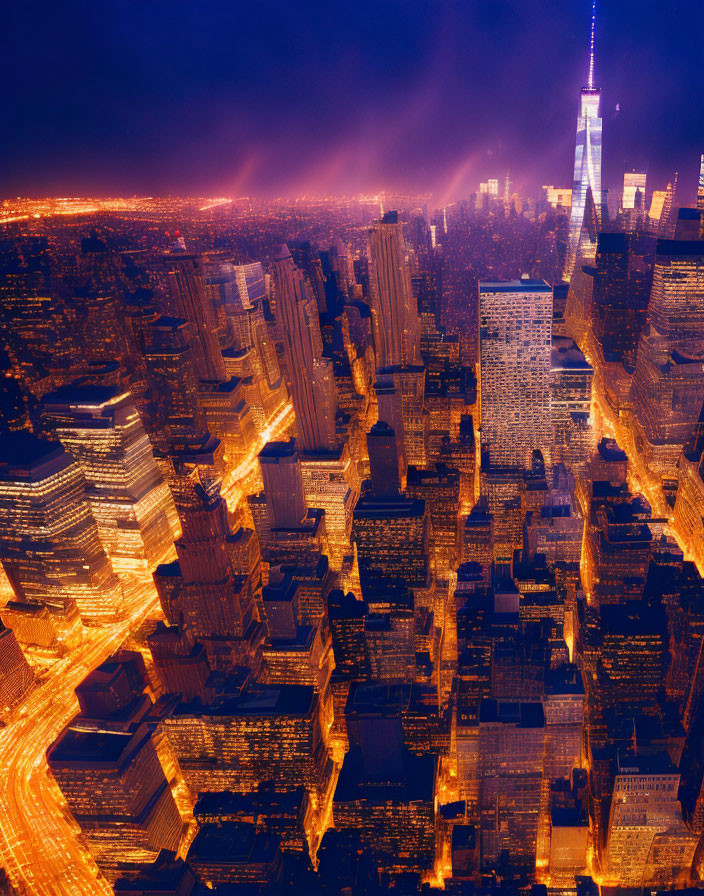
(334, 750, 436, 803)
(188, 821, 281, 864)
(479, 698, 545, 728)
(347, 681, 412, 716)
(175, 684, 317, 718)
(48, 727, 138, 766)
(353, 495, 425, 520)
(42, 383, 124, 408)
(0, 432, 69, 481)
(655, 238, 704, 257)
(259, 439, 298, 462)
(479, 278, 551, 293)
(194, 786, 306, 821)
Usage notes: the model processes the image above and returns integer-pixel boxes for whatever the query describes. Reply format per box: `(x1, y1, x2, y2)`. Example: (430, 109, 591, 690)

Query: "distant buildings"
(8, 176, 704, 894)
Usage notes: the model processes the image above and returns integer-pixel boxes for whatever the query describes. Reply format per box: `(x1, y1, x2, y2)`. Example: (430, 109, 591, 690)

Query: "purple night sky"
(2, 0, 703, 201)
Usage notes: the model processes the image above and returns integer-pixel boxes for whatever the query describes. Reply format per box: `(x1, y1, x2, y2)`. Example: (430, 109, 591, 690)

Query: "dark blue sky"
(2, 0, 703, 202)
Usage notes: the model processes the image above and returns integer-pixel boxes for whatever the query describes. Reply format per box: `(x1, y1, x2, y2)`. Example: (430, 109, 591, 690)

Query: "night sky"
(3, 0, 703, 202)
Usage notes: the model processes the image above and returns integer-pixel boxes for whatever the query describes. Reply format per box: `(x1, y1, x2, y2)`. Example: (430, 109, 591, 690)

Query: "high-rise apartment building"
(479, 278, 553, 469)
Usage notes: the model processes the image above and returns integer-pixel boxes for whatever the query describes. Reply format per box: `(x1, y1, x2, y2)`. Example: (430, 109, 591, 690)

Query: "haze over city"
(2, 0, 703, 200)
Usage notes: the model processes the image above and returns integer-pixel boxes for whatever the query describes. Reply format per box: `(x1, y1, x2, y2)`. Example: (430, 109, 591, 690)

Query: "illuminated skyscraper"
(0, 432, 123, 623)
(479, 278, 553, 469)
(154, 437, 265, 674)
(622, 171, 647, 232)
(631, 240, 704, 475)
(622, 171, 647, 210)
(48, 654, 184, 882)
(604, 751, 698, 888)
(163, 683, 332, 799)
(42, 385, 179, 570)
(144, 315, 207, 449)
(0, 622, 36, 720)
(368, 212, 421, 369)
(565, 0, 603, 280)
(160, 246, 226, 382)
(271, 245, 338, 452)
(698, 154, 704, 212)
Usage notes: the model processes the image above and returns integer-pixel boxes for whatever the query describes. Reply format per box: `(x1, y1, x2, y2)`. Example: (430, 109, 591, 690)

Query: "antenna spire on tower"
(588, 0, 597, 89)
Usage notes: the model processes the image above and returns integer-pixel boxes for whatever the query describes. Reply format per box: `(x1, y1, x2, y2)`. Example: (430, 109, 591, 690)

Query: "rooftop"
(0, 432, 69, 480)
(479, 277, 551, 293)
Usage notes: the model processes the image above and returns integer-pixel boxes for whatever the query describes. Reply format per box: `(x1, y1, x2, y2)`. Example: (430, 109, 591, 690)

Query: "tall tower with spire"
(565, 0, 603, 281)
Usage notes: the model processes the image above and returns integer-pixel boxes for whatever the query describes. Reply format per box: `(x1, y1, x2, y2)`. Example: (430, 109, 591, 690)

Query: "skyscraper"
(41, 385, 179, 570)
(271, 245, 338, 452)
(0, 622, 36, 720)
(479, 278, 553, 469)
(154, 437, 265, 675)
(160, 245, 226, 382)
(631, 240, 704, 475)
(621, 171, 647, 232)
(0, 432, 123, 623)
(622, 171, 647, 210)
(565, 1, 603, 280)
(368, 212, 421, 369)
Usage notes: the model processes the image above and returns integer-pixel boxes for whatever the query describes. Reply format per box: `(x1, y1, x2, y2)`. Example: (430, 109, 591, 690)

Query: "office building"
(0, 623, 36, 720)
(159, 246, 226, 382)
(604, 751, 697, 888)
(479, 278, 552, 469)
(153, 437, 265, 675)
(271, 245, 338, 451)
(0, 432, 123, 623)
(47, 724, 182, 881)
(353, 495, 429, 592)
(478, 698, 546, 869)
(368, 212, 421, 369)
(42, 385, 179, 570)
(631, 240, 704, 475)
(162, 684, 333, 801)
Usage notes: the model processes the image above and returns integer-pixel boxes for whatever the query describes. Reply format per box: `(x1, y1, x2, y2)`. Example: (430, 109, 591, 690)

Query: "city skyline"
(2, 0, 703, 201)
(3, 2, 704, 893)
